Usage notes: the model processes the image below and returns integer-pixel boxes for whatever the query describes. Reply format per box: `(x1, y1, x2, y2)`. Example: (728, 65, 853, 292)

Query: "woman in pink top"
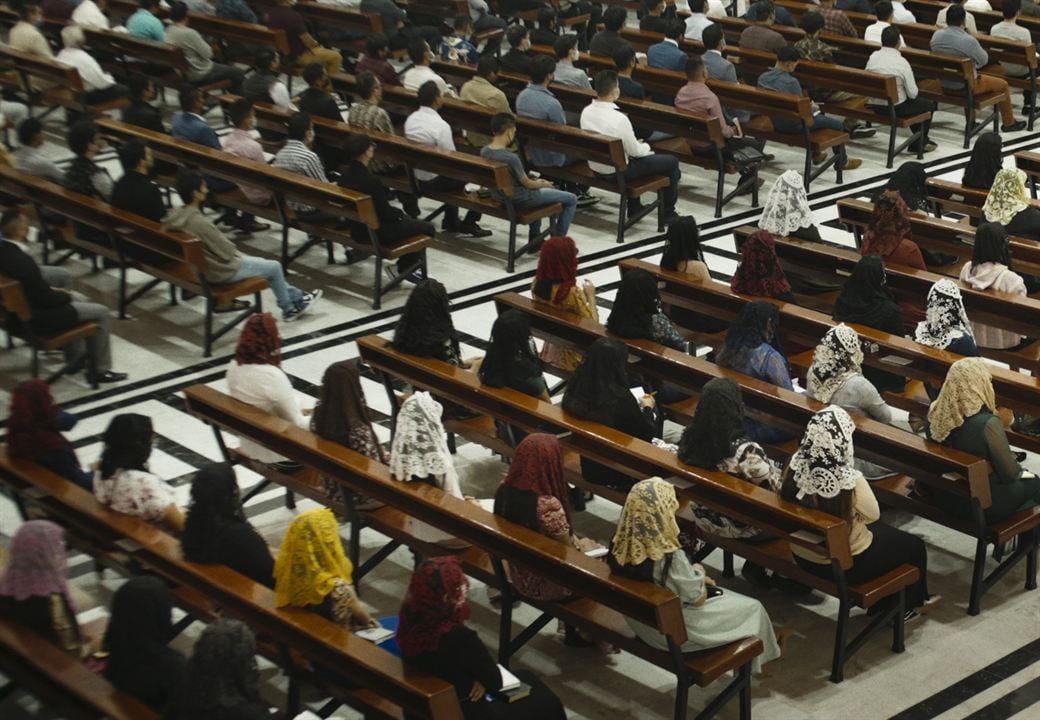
(861, 190, 926, 325)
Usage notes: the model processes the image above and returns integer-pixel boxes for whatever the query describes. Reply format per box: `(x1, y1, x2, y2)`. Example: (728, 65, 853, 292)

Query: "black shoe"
(213, 299, 251, 313)
(1002, 120, 1027, 132)
(459, 222, 492, 238)
(563, 624, 595, 648)
(575, 190, 600, 208)
(216, 211, 239, 228)
(740, 561, 773, 588)
(239, 220, 270, 233)
(86, 370, 128, 384)
(441, 218, 459, 233)
(662, 211, 681, 226)
(850, 126, 877, 139)
(627, 200, 645, 219)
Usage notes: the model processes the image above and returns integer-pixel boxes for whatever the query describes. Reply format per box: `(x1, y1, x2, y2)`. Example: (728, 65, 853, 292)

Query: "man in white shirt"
(991, 0, 1034, 85)
(864, 2, 903, 46)
(56, 26, 129, 104)
(866, 26, 937, 153)
(580, 70, 680, 221)
(404, 81, 490, 237)
(937, 0, 980, 34)
(891, 0, 916, 22)
(72, 0, 111, 28)
(684, 0, 715, 41)
(401, 39, 456, 96)
(10, 1, 53, 58)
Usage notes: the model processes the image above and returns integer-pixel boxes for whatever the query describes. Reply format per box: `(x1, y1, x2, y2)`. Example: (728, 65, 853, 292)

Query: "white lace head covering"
(758, 170, 814, 235)
(388, 391, 461, 498)
(788, 405, 858, 500)
(914, 279, 974, 350)
(983, 167, 1030, 226)
(806, 324, 864, 403)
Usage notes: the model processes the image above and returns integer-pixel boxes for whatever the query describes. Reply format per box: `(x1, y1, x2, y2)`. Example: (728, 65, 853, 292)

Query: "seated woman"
(914, 279, 979, 357)
(0, 520, 92, 656)
(781, 406, 938, 619)
(759, 170, 820, 241)
(393, 278, 465, 365)
(927, 357, 1040, 521)
(6, 379, 91, 489)
(958, 223, 1027, 350)
(659, 215, 729, 333)
(562, 337, 657, 490)
(398, 557, 567, 720)
(983, 167, 1040, 241)
(103, 576, 187, 712)
(608, 477, 782, 671)
(715, 300, 795, 444)
(163, 619, 271, 720)
(861, 190, 926, 325)
(478, 309, 549, 447)
(532, 235, 598, 372)
(180, 463, 275, 587)
(879, 161, 929, 214)
(806, 324, 894, 478)
(94, 413, 184, 531)
(962, 131, 1002, 191)
(311, 360, 388, 509)
(389, 391, 470, 547)
(832, 255, 907, 392)
(274, 508, 378, 631)
(226, 313, 310, 472)
(729, 230, 796, 302)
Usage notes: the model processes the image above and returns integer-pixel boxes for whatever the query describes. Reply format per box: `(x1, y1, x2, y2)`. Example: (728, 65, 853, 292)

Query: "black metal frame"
(967, 503, 1039, 615)
(802, 121, 843, 191)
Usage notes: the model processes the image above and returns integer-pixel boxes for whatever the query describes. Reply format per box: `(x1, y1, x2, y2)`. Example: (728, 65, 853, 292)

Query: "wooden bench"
(94, 118, 430, 309)
(357, 334, 921, 684)
(1014, 150, 1040, 198)
(0, 45, 128, 119)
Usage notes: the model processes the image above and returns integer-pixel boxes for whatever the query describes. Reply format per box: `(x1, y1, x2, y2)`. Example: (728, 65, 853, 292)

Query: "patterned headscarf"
(397, 557, 471, 658)
(388, 391, 461, 498)
(500, 433, 572, 524)
(273, 508, 354, 608)
(730, 230, 793, 298)
(788, 406, 858, 500)
(983, 167, 1030, 226)
(0, 520, 74, 611)
(534, 235, 579, 304)
(861, 190, 911, 258)
(758, 170, 814, 235)
(610, 477, 682, 567)
(807, 324, 864, 403)
(927, 357, 996, 442)
(914, 279, 974, 350)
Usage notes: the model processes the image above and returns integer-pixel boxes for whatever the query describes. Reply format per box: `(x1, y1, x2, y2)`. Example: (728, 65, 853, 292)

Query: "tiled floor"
(2, 89, 1040, 720)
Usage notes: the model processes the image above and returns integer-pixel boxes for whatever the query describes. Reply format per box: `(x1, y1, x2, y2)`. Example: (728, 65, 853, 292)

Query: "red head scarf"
(862, 190, 911, 257)
(500, 433, 571, 524)
(730, 230, 792, 298)
(397, 557, 470, 658)
(6, 380, 67, 460)
(534, 235, 579, 304)
(234, 312, 282, 367)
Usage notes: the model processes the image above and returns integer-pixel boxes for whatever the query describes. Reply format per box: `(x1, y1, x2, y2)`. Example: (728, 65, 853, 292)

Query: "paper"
(498, 664, 522, 691)
(356, 624, 395, 644)
(878, 355, 914, 367)
(477, 498, 495, 513)
(584, 546, 608, 558)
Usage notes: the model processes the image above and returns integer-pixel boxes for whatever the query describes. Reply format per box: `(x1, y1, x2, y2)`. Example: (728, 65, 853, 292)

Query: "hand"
(577, 537, 601, 552)
(639, 394, 656, 409)
(733, 119, 743, 138)
(468, 681, 486, 702)
(464, 495, 482, 507)
(692, 563, 706, 575)
(537, 179, 555, 189)
(705, 575, 717, 587)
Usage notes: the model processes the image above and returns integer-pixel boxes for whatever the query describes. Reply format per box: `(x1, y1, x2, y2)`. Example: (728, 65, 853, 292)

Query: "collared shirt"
(757, 68, 804, 132)
(864, 20, 904, 46)
(10, 21, 54, 58)
(516, 83, 567, 167)
(684, 13, 714, 41)
(865, 46, 918, 103)
(459, 75, 509, 147)
(931, 25, 987, 88)
(891, 1, 916, 22)
(272, 139, 328, 212)
(347, 100, 396, 174)
(936, 4, 979, 34)
(819, 6, 857, 37)
(703, 49, 738, 83)
(589, 30, 629, 57)
(165, 24, 215, 80)
(401, 65, 455, 96)
(674, 81, 734, 137)
(71, 0, 110, 28)
(991, 20, 1032, 76)
(795, 34, 837, 61)
(553, 60, 592, 89)
(580, 100, 652, 173)
(404, 106, 454, 182)
(12, 145, 63, 183)
(648, 39, 688, 72)
(357, 55, 400, 87)
(56, 47, 115, 90)
(221, 128, 272, 205)
(127, 9, 165, 41)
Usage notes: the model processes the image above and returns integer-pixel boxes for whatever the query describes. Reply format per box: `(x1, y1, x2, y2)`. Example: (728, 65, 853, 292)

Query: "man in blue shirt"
(647, 20, 688, 72)
(127, 0, 165, 41)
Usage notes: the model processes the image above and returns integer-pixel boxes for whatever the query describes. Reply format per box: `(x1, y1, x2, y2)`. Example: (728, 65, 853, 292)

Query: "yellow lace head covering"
(610, 477, 682, 567)
(273, 508, 353, 608)
(927, 357, 996, 442)
(983, 168, 1030, 225)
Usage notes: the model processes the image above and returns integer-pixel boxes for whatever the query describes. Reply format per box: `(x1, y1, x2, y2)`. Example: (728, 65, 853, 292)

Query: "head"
(489, 111, 517, 145)
(286, 111, 313, 143)
(103, 576, 173, 673)
(6, 379, 64, 460)
(678, 378, 746, 468)
(68, 120, 100, 160)
(99, 413, 154, 478)
(776, 45, 800, 72)
(365, 32, 389, 60)
(594, 69, 620, 102)
(530, 54, 556, 85)
(702, 23, 725, 52)
(408, 39, 433, 67)
(752, 0, 775, 23)
(355, 71, 382, 107)
(15, 1, 40, 23)
(417, 79, 442, 110)
(302, 62, 328, 90)
(759, 170, 811, 235)
(479, 309, 537, 389)
(392, 279, 457, 357)
(927, 357, 996, 442)
(234, 312, 282, 366)
(862, 189, 911, 256)
(661, 215, 702, 271)
(138, 0, 158, 11)
(645, 0, 666, 15)
(476, 53, 499, 82)
(781, 406, 857, 523)
(454, 13, 472, 36)
(1004, 0, 1022, 20)
(178, 84, 203, 114)
(690, 0, 707, 12)
(128, 73, 155, 103)
(554, 33, 580, 62)
(0, 520, 71, 608)
(506, 23, 530, 51)
(274, 508, 353, 608)
(181, 463, 245, 561)
(561, 337, 632, 419)
(717, 299, 783, 369)
(533, 235, 579, 301)
(254, 49, 280, 74)
(311, 359, 374, 443)
(61, 24, 86, 50)
(964, 131, 1003, 189)
(613, 45, 637, 74)
(179, 620, 261, 713)
(874, 1, 893, 22)
(883, 161, 928, 210)
(603, 5, 626, 31)
(685, 55, 707, 83)
(495, 433, 571, 530)
(971, 222, 1012, 269)
(228, 98, 255, 131)
(608, 478, 681, 581)
(664, 18, 686, 41)
(881, 25, 902, 49)
(730, 230, 792, 298)
(947, 4, 966, 27)
(806, 324, 864, 403)
(344, 131, 375, 166)
(607, 268, 662, 340)
(169, 0, 188, 23)
(16, 116, 43, 148)
(916, 278, 973, 350)
(397, 557, 471, 658)
(117, 138, 151, 175)
(800, 11, 824, 37)
(0, 207, 29, 242)
(175, 167, 207, 206)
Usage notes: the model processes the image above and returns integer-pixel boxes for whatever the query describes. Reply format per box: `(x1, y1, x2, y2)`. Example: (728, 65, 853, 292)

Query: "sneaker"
(1002, 120, 1027, 132)
(843, 158, 863, 171)
(575, 190, 600, 208)
(283, 289, 322, 322)
(920, 594, 943, 615)
(384, 266, 423, 284)
(903, 609, 921, 624)
(850, 127, 877, 139)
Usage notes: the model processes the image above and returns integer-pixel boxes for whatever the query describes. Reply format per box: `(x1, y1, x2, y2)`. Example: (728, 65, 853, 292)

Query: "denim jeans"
(230, 255, 302, 313)
(518, 188, 577, 236)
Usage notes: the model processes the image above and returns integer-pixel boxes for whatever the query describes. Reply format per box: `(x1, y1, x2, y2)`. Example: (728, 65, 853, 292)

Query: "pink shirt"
(221, 128, 273, 206)
(674, 81, 734, 138)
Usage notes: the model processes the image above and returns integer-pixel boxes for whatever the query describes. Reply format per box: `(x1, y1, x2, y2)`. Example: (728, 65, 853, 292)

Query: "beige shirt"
(790, 472, 880, 564)
(10, 21, 54, 58)
(459, 76, 509, 148)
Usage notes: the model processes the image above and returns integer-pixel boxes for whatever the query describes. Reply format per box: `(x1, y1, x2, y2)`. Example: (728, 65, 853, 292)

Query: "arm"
(537, 496, 572, 544)
(666, 552, 708, 607)
(984, 415, 1024, 483)
(268, 368, 310, 429)
(617, 114, 653, 158)
(762, 346, 795, 390)
(706, 93, 733, 138)
(618, 395, 657, 440)
(855, 376, 893, 423)
(269, 81, 297, 111)
(971, 38, 989, 68)
(853, 472, 881, 523)
(189, 29, 213, 61)
(904, 64, 919, 100)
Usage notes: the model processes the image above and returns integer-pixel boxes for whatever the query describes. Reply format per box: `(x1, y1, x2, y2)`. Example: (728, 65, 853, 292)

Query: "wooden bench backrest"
(297, 1, 385, 35)
(83, 28, 188, 71)
(906, 0, 1040, 40)
(618, 26, 705, 54)
(897, 21, 1038, 69)
(0, 273, 31, 321)
(0, 46, 84, 92)
(727, 46, 901, 102)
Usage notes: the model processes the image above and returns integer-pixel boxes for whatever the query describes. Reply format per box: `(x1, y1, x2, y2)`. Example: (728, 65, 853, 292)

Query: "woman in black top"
(963, 132, 1002, 190)
(393, 279, 463, 365)
(180, 464, 275, 588)
(104, 576, 188, 713)
(479, 309, 549, 446)
(562, 337, 656, 490)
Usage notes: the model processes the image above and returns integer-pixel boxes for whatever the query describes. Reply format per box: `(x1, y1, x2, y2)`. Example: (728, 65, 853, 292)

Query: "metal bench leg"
(969, 534, 988, 616)
(830, 599, 850, 683)
(1026, 530, 1038, 590)
(738, 664, 752, 720)
(284, 488, 296, 510)
(204, 301, 214, 358)
(722, 551, 734, 578)
(892, 588, 906, 653)
(507, 221, 518, 273)
(886, 125, 897, 169)
(616, 195, 627, 244)
(963, 107, 974, 149)
(714, 169, 724, 218)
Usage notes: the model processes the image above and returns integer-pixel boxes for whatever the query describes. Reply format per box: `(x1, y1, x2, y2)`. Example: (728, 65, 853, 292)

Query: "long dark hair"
(607, 268, 660, 340)
(180, 464, 246, 563)
(98, 413, 153, 478)
(562, 337, 632, 419)
(392, 279, 460, 361)
(104, 576, 175, 689)
(971, 222, 1013, 269)
(660, 215, 703, 271)
(311, 360, 381, 457)
(479, 310, 539, 388)
(881, 161, 928, 211)
(963, 132, 1002, 190)
(165, 619, 263, 718)
(715, 300, 785, 369)
(678, 378, 745, 468)
(779, 466, 855, 524)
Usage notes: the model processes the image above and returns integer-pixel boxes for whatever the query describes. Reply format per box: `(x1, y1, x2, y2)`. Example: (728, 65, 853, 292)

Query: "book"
(584, 546, 608, 558)
(498, 664, 521, 691)
(356, 624, 395, 644)
(497, 665, 531, 703)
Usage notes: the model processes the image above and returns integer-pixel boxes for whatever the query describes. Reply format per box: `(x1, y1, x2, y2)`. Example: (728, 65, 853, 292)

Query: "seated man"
(272, 112, 337, 222)
(165, 0, 244, 93)
(123, 74, 167, 133)
(220, 99, 274, 210)
(338, 133, 431, 283)
(460, 55, 510, 148)
(864, 2, 903, 46)
(739, 1, 786, 54)
(648, 20, 689, 72)
(481, 112, 577, 244)
(530, 6, 559, 47)
(11, 1, 54, 57)
(641, 0, 670, 34)
(818, 0, 857, 37)
(743, 0, 796, 25)
(165, 169, 321, 322)
(937, 0, 980, 34)
(440, 14, 479, 63)
(866, 26, 938, 152)
(357, 33, 401, 87)
(469, 0, 507, 32)
(614, 46, 645, 100)
(991, 0, 1036, 108)
(110, 139, 166, 222)
(266, 0, 342, 75)
(590, 6, 631, 57)
(404, 81, 491, 237)
(361, 0, 443, 52)
(13, 118, 62, 183)
(580, 70, 680, 222)
(0, 207, 127, 384)
(56, 26, 129, 105)
(401, 39, 456, 95)
(242, 50, 296, 111)
(552, 34, 591, 89)
(684, 0, 715, 42)
(757, 46, 862, 170)
(296, 62, 346, 170)
(126, 0, 165, 41)
(500, 24, 534, 76)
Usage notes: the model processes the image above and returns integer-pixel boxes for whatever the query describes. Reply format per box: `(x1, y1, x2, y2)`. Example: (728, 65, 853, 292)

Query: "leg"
(39, 265, 72, 289)
(298, 46, 343, 76)
(230, 255, 303, 314)
(624, 153, 680, 215)
(975, 75, 1016, 126)
(473, 13, 508, 31)
(84, 84, 129, 105)
(811, 115, 848, 168)
(68, 300, 113, 372)
(378, 218, 435, 273)
(196, 63, 245, 94)
(521, 188, 577, 235)
(0, 99, 29, 133)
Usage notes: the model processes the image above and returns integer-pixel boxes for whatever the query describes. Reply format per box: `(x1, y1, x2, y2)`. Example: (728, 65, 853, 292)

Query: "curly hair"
(861, 190, 911, 257)
(234, 312, 281, 366)
(167, 619, 261, 716)
(180, 463, 245, 563)
(392, 279, 460, 361)
(6, 380, 65, 460)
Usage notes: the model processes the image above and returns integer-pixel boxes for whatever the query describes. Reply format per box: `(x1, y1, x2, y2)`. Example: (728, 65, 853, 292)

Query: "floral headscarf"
(610, 477, 682, 567)
(758, 170, 814, 235)
(273, 508, 354, 608)
(983, 167, 1030, 226)
(388, 391, 461, 497)
(788, 406, 858, 500)
(730, 230, 793, 298)
(927, 357, 996, 442)
(914, 279, 974, 350)
(0, 520, 74, 611)
(397, 557, 471, 657)
(806, 324, 864, 403)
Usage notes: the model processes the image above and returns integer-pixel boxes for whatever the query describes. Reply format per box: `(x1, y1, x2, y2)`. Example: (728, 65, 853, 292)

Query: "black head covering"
(832, 255, 903, 329)
(478, 309, 540, 389)
(562, 337, 631, 419)
(715, 300, 785, 369)
(882, 161, 928, 211)
(678, 378, 746, 469)
(392, 279, 461, 362)
(963, 132, 1003, 190)
(607, 268, 661, 340)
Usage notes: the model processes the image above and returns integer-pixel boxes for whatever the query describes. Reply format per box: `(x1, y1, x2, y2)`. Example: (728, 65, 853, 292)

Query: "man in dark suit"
(338, 132, 432, 284)
(647, 19, 689, 72)
(0, 208, 127, 384)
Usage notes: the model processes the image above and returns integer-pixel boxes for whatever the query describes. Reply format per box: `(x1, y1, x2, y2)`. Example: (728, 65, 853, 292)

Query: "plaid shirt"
(820, 6, 857, 37)
(347, 101, 398, 175)
(272, 140, 328, 213)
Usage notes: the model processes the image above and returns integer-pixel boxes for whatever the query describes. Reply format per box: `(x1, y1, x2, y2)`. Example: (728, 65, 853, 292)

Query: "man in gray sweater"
(165, 0, 243, 93)
(163, 168, 321, 322)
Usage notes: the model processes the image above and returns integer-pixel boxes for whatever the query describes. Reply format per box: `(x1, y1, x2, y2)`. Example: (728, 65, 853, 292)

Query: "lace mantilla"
(807, 324, 864, 403)
(983, 167, 1030, 226)
(789, 406, 859, 499)
(758, 170, 814, 235)
(611, 477, 682, 567)
(914, 279, 973, 350)
(388, 391, 462, 497)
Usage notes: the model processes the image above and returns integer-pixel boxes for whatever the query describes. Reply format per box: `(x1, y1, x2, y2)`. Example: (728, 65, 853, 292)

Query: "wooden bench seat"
(0, 45, 128, 119)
